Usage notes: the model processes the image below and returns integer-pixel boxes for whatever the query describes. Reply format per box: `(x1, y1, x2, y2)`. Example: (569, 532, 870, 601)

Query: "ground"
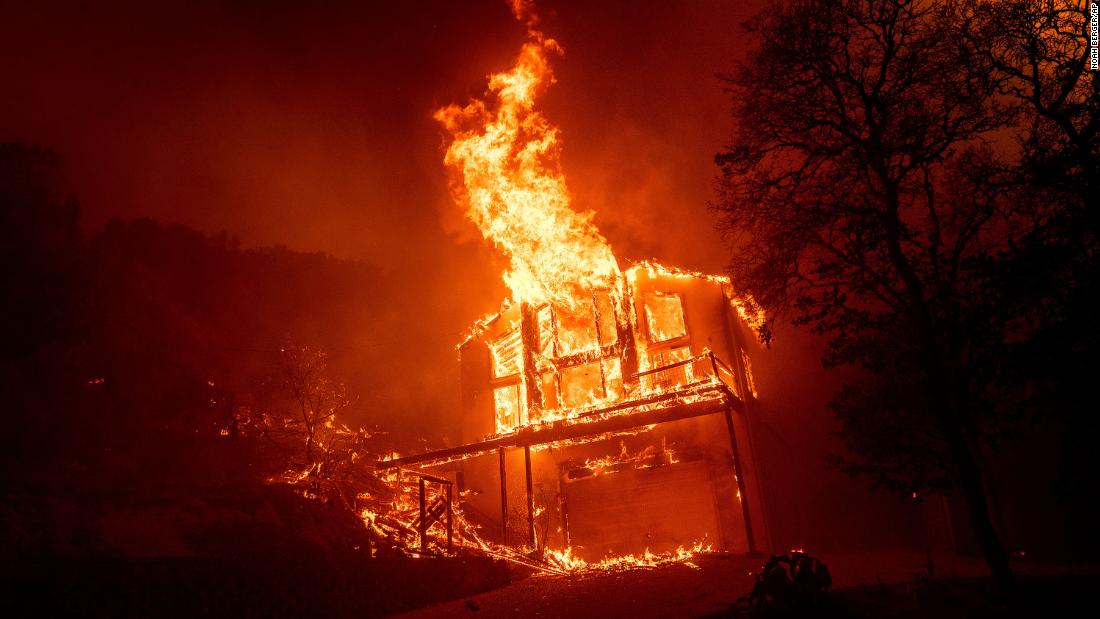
(1, 479, 515, 618)
(393, 552, 1099, 618)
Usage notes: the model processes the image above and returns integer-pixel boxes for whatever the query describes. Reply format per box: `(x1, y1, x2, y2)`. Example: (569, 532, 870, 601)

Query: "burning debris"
(544, 540, 715, 573)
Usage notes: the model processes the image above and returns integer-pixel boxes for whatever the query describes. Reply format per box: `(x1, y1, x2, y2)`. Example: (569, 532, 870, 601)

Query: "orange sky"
(4, 2, 888, 535)
(1, 0, 761, 333)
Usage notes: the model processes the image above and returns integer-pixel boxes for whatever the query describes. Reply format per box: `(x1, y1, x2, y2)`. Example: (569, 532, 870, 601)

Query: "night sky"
(1, 0, 761, 334)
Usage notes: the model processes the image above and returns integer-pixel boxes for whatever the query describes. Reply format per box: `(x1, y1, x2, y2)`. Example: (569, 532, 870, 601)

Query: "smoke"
(0, 0, 763, 432)
(0, 0, 944, 551)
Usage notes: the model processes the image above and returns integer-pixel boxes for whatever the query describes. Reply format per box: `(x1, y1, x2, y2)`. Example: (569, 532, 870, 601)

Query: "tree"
(956, 0, 1097, 207)
(277, 345, 353, 467)
(236, 344, 380, 512)
(951, 1, 1098, 402)
(712, 0, 1028, 589)
(0, 143, 83, 362)
(951, 1, 1100, 556)
(0, 142, 86, 468)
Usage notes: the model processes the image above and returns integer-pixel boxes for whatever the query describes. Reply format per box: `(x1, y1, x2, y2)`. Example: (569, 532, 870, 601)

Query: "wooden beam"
(525, 445, 535, 547)
(724, 404, 757, 554)
(418, 476, 427, 554)
(377, 386, 740, 470)
(413, 471, 452, 486)
(520, 303, 542, 416)
(446, 483, 454, 554)
(499, 447, 508, 544)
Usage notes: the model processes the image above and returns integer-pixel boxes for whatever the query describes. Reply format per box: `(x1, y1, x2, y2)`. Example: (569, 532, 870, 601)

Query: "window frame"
(643, 290, 689, 346)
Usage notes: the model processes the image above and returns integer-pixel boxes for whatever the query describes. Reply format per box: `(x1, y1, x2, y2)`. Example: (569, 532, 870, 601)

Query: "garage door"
(564, 460, 719, 561)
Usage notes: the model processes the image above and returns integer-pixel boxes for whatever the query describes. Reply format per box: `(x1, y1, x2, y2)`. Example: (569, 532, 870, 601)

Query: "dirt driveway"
(392, 552, 995, 618)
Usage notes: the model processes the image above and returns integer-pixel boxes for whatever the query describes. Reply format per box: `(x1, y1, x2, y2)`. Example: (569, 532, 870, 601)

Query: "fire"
(407, 1, 764, 572)
(629, 260, 767, 337)
(545, 540, 713, 572)
(346, 463, 715, 574)
(435, 0, 765, 424)
(434, 1, 620, 312)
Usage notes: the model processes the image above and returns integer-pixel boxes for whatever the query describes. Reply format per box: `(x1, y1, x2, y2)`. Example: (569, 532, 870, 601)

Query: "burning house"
(377, 1, 772, 562)
(380, 261, 771, 561)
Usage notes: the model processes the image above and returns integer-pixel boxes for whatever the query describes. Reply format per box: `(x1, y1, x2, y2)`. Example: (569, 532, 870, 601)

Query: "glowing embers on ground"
(545, 540, 714, 573)
(564, 439, 680, 480)
(352, 467, 713, 574)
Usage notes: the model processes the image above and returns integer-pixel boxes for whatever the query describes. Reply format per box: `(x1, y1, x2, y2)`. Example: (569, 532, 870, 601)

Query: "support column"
(558, 463, 572, 548)
(418, 476, 427, 554)
(724, 402, 758, 554)
(446, 483, 454, 554)
(721, 295, 774, 553)
(525, 445, 536, 547)
(498, 447, 508, 543)
(519, 303, 542, 417)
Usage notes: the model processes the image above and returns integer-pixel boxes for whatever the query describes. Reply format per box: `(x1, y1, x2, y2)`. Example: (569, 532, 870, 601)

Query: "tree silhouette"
(956, 0, 1097, 206)
(712, 0, 1042, 590)
(1, 143, 86, 469)
(952, 0, 1098, 406)
(278, 345, 352, 466)
(952, 1, 1100, 554)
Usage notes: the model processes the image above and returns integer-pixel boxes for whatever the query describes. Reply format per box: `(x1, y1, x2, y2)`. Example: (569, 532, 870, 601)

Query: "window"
(537, 305, 555, 357)
(525, 291, 623, 418)
(644, 292, 687, 343)
(601, 357, 624, 400)
(555, 303, 599, 356)
(593, 291, 618, 347)
(540, 290, 619, 359)
(539, 372, 559, 412)
(489, 328, 523, 378)
(494, 383, 524, 432)
(560, 361, 606, 409)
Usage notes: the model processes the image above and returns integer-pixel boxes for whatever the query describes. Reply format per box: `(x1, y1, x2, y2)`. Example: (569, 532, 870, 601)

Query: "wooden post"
(499, 447, 508, 543)
(558, 464, 571, 548)
(446, 483, 454, 554)
(617, 274, 640, 388)
(723, 402, 758, 554)
(525, 445, 536, 548)
(520, 303, 542, 418)
(721, 300, 775, 553)
(418, 476, 427, 554)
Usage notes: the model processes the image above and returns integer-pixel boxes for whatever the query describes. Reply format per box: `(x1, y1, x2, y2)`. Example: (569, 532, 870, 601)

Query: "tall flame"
(434, 2, 620, 310)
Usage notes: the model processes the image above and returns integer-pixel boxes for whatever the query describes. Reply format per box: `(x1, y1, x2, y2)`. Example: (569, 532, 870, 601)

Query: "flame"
(631, 260, 767, 336)
(545, 540, 712, 572)
(434, 3, 620, 311)
(349, 463, 712, 573)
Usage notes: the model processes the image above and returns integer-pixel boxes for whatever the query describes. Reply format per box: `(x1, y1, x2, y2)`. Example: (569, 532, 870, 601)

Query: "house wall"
(455, 265, 770, 556)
